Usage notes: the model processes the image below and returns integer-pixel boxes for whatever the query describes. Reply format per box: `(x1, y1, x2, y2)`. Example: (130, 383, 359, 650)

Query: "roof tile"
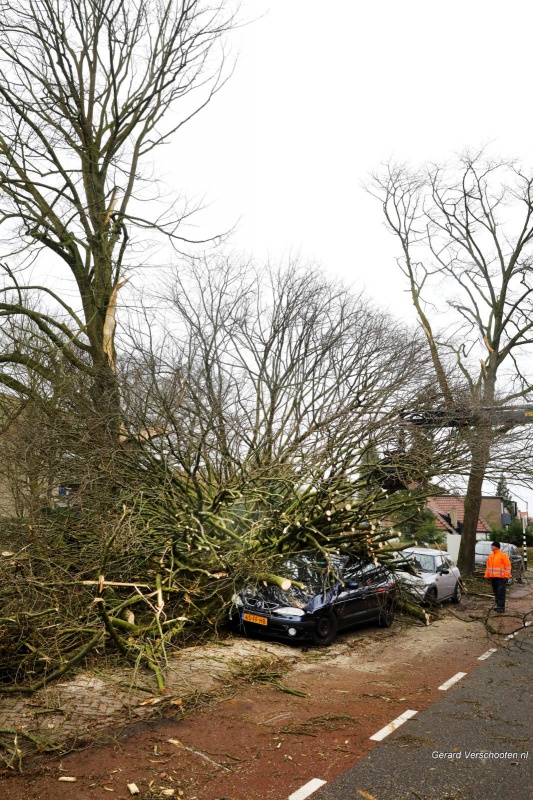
(427, 496, 491, 533)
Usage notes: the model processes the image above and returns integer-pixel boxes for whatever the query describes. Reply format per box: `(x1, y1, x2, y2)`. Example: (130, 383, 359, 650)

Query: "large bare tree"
(0, 0, 233, 455)
(121, 257, 451, 521)
(371, 152, 533, 572)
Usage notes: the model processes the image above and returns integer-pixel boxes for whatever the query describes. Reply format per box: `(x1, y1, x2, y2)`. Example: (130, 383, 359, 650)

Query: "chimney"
(450, 507, 458, 530)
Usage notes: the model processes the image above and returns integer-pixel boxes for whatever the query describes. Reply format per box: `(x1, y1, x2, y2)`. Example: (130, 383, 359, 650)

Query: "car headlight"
(273, 607, 305, 617)
(231, 593, 243, 607)
(408, 579, 425, 588)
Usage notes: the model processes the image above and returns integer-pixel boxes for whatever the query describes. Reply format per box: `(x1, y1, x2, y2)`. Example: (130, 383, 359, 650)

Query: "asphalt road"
(313, 629, 533, 800)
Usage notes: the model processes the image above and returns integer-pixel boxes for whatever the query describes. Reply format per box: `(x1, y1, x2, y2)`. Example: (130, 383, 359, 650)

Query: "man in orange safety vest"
(484, 541, 512, 613)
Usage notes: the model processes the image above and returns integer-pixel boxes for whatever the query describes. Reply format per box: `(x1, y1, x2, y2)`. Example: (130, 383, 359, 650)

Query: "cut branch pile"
(0, 453, 427, 694)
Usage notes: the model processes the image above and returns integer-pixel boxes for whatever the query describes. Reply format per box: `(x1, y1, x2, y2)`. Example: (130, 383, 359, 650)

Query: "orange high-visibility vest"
(484, 549, 512, 579)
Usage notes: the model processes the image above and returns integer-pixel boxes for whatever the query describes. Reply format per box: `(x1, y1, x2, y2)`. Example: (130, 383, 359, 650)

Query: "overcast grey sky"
(158, 0, 533, 508)
(164, 0, 533, 317)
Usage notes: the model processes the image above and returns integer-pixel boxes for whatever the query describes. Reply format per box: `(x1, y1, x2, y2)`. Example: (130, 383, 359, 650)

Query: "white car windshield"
(406, 553, 436, 573)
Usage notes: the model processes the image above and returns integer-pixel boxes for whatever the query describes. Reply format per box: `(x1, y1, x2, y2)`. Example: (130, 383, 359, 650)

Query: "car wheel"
(378, 601, 395, 627)
(311, 612, 338, 646)
(425, 586, 438, 606)
(451, 582, 462, 604)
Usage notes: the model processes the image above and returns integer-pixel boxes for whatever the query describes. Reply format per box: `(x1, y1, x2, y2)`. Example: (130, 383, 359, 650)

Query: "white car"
(397, 547, 462, 605)
(474, 541, 524, 583)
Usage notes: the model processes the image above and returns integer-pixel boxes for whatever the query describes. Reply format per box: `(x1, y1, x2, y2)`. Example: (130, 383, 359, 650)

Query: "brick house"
(479, 495, 518, 530)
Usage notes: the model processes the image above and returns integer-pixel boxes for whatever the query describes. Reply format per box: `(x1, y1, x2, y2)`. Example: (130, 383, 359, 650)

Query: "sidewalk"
(0, 639, 278, 750)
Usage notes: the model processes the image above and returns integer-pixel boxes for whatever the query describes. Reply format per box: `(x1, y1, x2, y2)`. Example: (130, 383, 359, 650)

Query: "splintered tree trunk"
(457, 435, 492, 575)
(86, 285, 123, 441)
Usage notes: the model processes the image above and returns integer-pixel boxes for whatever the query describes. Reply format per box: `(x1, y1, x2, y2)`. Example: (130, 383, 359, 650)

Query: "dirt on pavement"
(2, 579, 532, 800)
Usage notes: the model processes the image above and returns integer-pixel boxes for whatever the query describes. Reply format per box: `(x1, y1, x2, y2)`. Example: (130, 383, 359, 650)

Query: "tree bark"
(457, 434, 492, 575)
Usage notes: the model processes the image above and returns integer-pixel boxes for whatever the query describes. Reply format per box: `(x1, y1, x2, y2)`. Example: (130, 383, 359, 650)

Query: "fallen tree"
(0, 474, 427, 693)
(0, 260, 467, 692)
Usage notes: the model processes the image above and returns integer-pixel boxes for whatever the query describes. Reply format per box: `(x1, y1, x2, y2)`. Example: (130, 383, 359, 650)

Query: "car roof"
(476, 540, 515, 549)
(403, 547, 450, 557)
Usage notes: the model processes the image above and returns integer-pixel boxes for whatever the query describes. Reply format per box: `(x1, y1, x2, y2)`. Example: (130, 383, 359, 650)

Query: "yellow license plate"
(243, 612, 268, 626)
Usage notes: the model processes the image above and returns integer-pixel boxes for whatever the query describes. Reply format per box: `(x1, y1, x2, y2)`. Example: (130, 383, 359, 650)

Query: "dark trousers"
(491, 578, 507, 609)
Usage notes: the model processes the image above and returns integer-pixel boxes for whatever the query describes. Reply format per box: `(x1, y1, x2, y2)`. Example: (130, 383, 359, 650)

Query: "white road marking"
(478, 648, 498, 660)
(288, 778, 327, 800)
(369, 709, 418, 741)
(506, 621, 533, 640)
(438, 672, 467, 691)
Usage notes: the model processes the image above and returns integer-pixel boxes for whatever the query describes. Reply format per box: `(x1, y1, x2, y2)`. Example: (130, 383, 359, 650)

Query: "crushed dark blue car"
(230, 551, 396, 646)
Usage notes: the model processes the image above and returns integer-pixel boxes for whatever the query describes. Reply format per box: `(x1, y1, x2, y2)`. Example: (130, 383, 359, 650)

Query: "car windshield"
(405, 552, 436, 573)
(277, 553, 349, 584)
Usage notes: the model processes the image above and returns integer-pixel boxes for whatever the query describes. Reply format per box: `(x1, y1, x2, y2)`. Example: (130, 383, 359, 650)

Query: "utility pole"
(509, 488, 529, 574)
(520, 506, 529, 572)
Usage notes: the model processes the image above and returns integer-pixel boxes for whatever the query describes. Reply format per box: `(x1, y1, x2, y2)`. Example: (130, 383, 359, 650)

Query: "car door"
(334, 561, 370, 626)
(434, 554, 455, 600)
(359, 562, 392, 619)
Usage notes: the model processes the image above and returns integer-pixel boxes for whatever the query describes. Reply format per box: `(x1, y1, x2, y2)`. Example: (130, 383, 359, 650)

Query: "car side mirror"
(437, 567, 450, 575)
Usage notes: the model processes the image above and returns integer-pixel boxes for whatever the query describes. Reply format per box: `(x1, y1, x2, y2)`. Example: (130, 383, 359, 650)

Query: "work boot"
(496, 608, 505, 613)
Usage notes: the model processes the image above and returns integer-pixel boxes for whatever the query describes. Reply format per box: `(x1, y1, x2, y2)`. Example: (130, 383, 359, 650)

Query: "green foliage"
(495, 475, 515, 515)
(416, 518, 446, 546)
(358, 441, 380, 499)
(394, 507, 446, 545)
(490, 518, 533, 547)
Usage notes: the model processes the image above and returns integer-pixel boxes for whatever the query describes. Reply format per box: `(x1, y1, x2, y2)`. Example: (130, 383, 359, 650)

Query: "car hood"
(241, 580, 335, 613)
(396, 570, 433, 587)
